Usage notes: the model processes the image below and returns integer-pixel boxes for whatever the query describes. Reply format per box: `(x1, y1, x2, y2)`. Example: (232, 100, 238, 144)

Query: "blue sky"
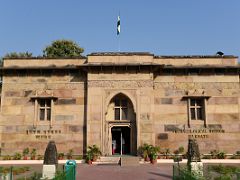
(0, 0, 239, 58)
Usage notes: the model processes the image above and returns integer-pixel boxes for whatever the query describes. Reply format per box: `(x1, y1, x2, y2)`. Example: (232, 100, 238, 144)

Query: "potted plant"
(67, 149, 73, 159)
(178, 146, 184, 155)
(86, 151, 93, 165)
(3, 155, 11, 160)
(13, 152, 22, 160)
(217, 151, 226, 159)
(210, 150, 219, 159)
(149, 145, 160, 164)
(173, 146, 184, 162)
(88, 145, 101, 162)
(164, 148, 171, 159)
(58, 152, 64, 160)
(138, 144, 151, 162)
(37, 154, 43, 160)
(235, 151, 240, 159)
(22, 148, 29, 160)
(30, 149, 37, 160)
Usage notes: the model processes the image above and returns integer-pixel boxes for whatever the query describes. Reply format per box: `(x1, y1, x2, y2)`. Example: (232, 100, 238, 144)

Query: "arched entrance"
(105, 93, 137, 155)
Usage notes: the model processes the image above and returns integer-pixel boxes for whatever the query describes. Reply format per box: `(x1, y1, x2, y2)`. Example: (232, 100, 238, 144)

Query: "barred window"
(189, 99, 204, 120)
(38, 99, 51, 121)
(114, 98, 128, 120)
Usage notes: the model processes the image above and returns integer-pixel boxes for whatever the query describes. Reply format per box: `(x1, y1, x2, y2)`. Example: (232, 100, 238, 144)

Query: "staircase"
(120, 156, 140, 166)
(92, 156, 140, 166)
(93, 156, 120, 165)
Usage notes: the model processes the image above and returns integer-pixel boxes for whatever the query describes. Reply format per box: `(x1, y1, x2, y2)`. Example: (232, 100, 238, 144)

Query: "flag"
(117, 15, 120, 35)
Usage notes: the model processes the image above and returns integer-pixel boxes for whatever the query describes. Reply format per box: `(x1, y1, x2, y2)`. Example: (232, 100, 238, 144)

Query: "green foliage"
(53, 170, 66, 180)
(4, 51, 32, 59)
(13, 152, 22, 160)
(3, 155, 11, 160)
(209, 164, 240, 176)
(174, 166, 205, 180)
(58, 152, 64, 159)
(30, 148, 37, 156)
(204, 164, 240, 180)
(164, 148, 171, 159)
(173, 156, 183, 162)
(67, 149, 74, 159)
(37, 154, 43, 160)
(217, 151, 226, 159)
(148, 145, 160, 160)
(87, 145, 101, 161)
(236, 150, 240, 155)
(210, 150, 226, 159)
(178, 146, 185, 154)
(210, 150, 219, 159)
(180, 169, 204, 180)
(23, 147, 30, 156)
(17, 172, 42, 180)
(138, 144, 160, 160)
(0, 166, 30, 176)
(85, 151, 93, 163)
(138, 143, 151, 159)
(43, 39, 84, 58)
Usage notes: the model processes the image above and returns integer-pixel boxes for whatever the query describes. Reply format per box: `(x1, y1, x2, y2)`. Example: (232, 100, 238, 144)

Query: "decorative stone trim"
(88, 80, 153, 88)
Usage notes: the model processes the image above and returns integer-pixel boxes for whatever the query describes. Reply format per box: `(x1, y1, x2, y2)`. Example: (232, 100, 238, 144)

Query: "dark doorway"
(111, 127, 130, 155)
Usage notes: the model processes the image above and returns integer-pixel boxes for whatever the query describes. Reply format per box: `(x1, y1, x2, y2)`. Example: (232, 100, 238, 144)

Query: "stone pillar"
(187, 138, 203, 176)
(42, 141, 58, 179)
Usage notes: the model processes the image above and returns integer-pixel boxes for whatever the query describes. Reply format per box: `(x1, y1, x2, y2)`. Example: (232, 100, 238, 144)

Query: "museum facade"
(0, 52, 239, 155)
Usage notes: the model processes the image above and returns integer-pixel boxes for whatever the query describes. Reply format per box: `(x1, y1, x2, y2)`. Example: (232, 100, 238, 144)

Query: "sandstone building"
(0, 52, 239, 156)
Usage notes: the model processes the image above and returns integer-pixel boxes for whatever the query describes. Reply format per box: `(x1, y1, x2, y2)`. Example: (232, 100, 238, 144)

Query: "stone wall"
(0, 55, 239, 156)
(153, 74, 240, 153)
(0, 68, 86, 155)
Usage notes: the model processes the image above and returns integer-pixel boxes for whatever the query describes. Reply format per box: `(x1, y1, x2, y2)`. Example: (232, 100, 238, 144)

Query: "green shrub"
(3, 155, 11, 160)
(58, 152, 64, 160)
(87, 145, 102, 161)
(37, 154, 43, 160)
(13, 153, 22, 160)
(178, 146, 184, 154)
(67, 149, 73, 159)
(217, 151, 226, 159)
(22, 148, 29, 157)
(53, 171, 66, 180)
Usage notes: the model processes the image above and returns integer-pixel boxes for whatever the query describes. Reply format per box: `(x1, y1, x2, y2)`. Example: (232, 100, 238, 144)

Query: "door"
(111, 127, 130, 155)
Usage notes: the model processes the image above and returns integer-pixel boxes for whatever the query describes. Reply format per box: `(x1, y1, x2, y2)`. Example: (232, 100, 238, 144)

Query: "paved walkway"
(1, 160, 240, 180)
(76, 164, 173, 180)
(0, 159, 239, 165)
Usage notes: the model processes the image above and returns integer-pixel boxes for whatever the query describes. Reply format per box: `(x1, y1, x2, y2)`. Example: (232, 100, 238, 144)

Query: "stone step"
(120, 156, 140, 166)
(93, 156, 120, 165)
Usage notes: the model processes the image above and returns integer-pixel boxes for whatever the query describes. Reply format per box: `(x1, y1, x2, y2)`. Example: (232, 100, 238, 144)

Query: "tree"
(4, 52, 32, 58)
(43, 40, 84, 58)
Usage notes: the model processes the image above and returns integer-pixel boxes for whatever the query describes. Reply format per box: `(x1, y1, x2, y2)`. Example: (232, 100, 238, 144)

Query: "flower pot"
(151, 159, 157, 164)
(88, 160, 92, 165)
(144, 156, 150, 162)
(23, 156, 28, 160)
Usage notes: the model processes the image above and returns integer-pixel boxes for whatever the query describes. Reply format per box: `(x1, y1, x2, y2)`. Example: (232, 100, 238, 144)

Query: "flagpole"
(118, 34, 120, 52)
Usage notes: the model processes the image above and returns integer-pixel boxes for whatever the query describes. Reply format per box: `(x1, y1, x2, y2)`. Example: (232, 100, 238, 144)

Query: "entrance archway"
(106, 93, 137, 155)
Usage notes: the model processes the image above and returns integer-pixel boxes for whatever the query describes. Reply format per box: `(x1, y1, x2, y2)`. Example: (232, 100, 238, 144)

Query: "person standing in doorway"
(112, 139, 116, 155)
